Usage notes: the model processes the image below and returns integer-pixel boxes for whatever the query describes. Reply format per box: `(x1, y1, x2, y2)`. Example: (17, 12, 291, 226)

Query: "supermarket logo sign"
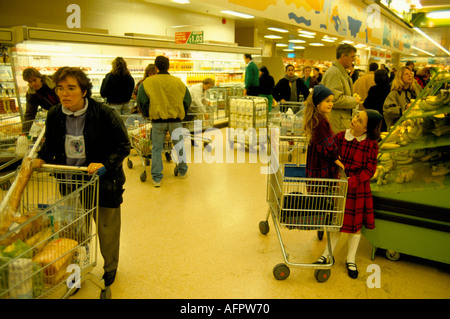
(171, 122, 280, 175)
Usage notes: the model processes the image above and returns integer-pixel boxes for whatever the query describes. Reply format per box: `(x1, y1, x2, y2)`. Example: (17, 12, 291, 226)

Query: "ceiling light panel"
(264, 35, 283, 39)
(289, 39, 306, 43)
(220, 10, 254, 19)
(268, 27, 289, 33)
(309, 43, 324, 46)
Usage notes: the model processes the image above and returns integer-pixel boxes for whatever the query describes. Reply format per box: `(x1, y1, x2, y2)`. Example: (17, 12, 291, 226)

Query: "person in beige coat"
(353, 62, 379, 103)
(321, 44, 360, 133)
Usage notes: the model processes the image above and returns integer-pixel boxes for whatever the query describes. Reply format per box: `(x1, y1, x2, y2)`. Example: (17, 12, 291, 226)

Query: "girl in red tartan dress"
(316, 109, 383, 279)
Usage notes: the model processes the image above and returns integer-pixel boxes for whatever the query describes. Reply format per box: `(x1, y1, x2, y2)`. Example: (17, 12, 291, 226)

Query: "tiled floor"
(69, 128, 450, 299)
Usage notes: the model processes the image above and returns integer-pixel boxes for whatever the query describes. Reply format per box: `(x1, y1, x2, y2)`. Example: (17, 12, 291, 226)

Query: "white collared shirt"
(344, 129, 367, 142)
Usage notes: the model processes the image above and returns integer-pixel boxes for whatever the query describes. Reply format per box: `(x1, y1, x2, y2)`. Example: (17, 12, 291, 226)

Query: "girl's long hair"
(111, 57, 130, 76)
(303, 91, 322, 138)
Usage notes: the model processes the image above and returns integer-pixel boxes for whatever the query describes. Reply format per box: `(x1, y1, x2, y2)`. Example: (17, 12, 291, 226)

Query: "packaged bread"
(32, 238, 78, 277)
(0, 210, 50, 246)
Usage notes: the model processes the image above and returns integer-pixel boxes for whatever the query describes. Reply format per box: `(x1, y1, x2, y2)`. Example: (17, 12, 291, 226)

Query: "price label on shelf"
(175, 31, 203, 44)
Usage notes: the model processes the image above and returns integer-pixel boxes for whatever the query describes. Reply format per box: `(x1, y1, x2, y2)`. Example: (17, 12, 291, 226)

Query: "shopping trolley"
(0, 160, 110, 299)
(259, 135, 348, 282)
(0, 117, 44, 177)
(122, 115, 172, 182)
(183, 105, 214, 150)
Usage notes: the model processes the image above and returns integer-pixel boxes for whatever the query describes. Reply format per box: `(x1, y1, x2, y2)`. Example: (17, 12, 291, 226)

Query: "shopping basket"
(122, 114, 172, 182)
(0, 162, 110, 299)
(259, 135, 348, 282)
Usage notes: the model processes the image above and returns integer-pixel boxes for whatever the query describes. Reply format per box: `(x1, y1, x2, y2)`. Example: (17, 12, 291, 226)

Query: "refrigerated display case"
(6, 26, 260, 122)
(363, 71, 450, 265)
(0, 46, 21, 118)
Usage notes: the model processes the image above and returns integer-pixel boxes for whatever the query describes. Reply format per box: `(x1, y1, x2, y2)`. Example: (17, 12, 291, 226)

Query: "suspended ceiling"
(142, 0, 450, 59)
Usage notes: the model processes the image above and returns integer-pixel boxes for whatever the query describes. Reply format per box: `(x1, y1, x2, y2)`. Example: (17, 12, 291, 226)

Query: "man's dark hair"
(244, 53, 252, 60)
(369, 62, 379, 72)
(155, 55, 170, 72)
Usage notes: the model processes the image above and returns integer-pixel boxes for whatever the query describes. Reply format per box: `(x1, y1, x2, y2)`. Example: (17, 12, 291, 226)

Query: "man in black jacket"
(35, 67, 130, 287)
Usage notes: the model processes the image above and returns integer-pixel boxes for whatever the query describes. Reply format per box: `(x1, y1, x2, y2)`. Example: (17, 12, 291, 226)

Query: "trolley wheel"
(165, 152, 172, 162)
(385, 250, 401, 261)
(259, 220, 270, 235)
(314, 269, 331, 283)
(273, 263, 290, 280)
(145, 158, 151, 166)
(174, 165, 179, 176)
(127, 159, 133, 169)
(100, 286, 112, 299)
(140, 171, 147, 182)
(317, 231, 324, 240)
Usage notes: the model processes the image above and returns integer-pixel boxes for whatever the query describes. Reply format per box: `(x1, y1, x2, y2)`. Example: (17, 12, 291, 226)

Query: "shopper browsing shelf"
(137, 55, 192, 187)
(34, 67, 131, 287)
(22, 67, 60, 133)
(315, 109, 383, 279)
(321, 43, 360, 134)
(100, 56, 135, 115)
(188, 77, 215, 120)
(383, 66, 422, 129)
(353, 62, 378, 103)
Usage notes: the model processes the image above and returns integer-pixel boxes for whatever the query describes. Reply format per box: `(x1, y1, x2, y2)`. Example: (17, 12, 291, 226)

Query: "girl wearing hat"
(304, 84, 345, 179)
(316, 108, 383, 279)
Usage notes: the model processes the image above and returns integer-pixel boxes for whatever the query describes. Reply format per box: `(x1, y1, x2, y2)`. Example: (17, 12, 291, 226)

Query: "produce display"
(372, 72, 450, 188)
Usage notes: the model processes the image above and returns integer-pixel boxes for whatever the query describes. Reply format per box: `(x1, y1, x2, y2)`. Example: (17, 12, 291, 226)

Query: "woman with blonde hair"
(100, 56, 135, 115)
(383, 66, 422, 129)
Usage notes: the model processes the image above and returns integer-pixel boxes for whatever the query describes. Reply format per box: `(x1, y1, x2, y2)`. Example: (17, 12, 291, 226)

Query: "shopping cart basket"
(268, 101, 305, 137)
(0, 163, 110, 299)
(0, 118, 44, 175)
(122, 115, 172, 182)
(183, 105, 214, 150)
(259, 135, 348, 282)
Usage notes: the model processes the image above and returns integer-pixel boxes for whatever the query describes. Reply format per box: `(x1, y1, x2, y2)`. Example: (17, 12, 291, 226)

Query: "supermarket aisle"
(71, 128, 450, 299)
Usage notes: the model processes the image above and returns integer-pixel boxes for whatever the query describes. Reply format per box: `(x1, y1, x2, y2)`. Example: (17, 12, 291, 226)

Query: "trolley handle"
(41, 164, 106, 176)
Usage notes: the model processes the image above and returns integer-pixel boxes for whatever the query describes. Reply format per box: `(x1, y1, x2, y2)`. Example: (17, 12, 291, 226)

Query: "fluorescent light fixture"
(309, 43, 324, 46)
(268, 27, 289, 33)
(355, 44, 367, 48)
(413, 27, 450, 56)
(171, 0, 190, 3)
(298, 34, 315, 38)
(298, 30, 316, 36)
(322, 38, 336, 42)
(220, 10, 254, 19)
(293, 46, 305, 49)
(283, 49, 294, 52)
(264, 35, 283, 39)
(410, 53, 418, 56)
(276, 43, 289, 47)
(426, 10, 450, 19)
(288, 39, 306, 43)
(412, 45, 435, 57)
(342, 40, 354, 44)
(323, 35, 338, 40)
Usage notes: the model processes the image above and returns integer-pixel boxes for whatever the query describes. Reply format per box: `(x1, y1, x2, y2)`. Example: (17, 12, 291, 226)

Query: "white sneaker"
(153, 180, 161, 187)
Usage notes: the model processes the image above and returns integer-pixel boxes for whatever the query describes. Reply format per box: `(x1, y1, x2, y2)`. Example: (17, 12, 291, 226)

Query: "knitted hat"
(365, 109, 383, 133)
(312, 84, 334, 106)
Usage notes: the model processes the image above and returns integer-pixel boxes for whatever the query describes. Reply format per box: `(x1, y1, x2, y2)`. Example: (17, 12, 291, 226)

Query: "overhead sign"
(175, 31, 204, 44)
